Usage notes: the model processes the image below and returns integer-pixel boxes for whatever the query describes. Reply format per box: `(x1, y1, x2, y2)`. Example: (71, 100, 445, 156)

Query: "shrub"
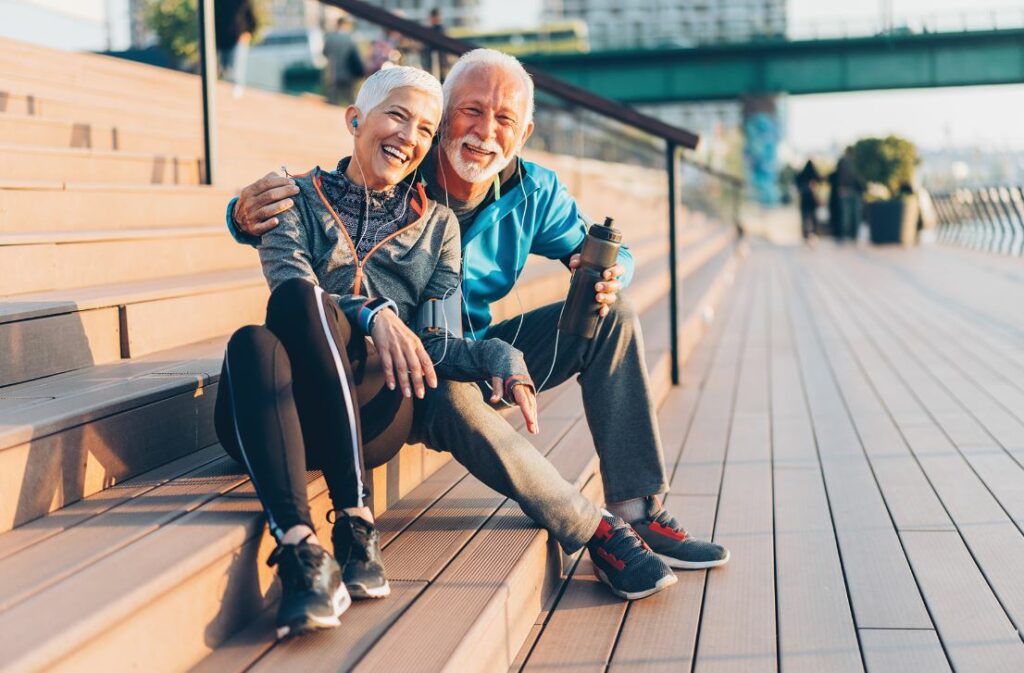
(850, 135, 919, 200)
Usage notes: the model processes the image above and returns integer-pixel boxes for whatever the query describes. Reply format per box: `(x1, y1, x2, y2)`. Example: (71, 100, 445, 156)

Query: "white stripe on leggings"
(313, 285, 364, 508)
(223, 349, 285, 541)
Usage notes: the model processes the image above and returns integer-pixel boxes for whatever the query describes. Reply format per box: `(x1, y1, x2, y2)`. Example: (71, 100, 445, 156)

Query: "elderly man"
(226, 49, 729, 600)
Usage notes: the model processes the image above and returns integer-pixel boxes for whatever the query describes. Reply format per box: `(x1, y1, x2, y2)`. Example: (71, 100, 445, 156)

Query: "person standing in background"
(794, 160, 821, 242)
(215, 0, 258, 83)
(323, 16, 364, 106)
(423, 8, 448, 80)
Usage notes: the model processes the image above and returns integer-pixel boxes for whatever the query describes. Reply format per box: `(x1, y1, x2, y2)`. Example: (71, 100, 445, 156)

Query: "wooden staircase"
(0, 37, 744, 672)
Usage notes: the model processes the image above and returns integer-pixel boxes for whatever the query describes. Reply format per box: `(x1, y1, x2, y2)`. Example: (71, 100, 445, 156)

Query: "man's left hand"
(569, 254, 624, 318)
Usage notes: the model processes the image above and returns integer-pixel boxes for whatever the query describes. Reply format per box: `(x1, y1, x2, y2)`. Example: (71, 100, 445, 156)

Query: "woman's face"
(347, 86, 441, 190)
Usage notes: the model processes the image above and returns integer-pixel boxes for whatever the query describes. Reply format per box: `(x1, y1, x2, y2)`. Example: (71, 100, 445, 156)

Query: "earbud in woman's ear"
(352, 118, 359, 129)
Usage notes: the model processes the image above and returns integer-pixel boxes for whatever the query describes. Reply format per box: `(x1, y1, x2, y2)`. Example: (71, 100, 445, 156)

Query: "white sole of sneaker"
(657, 549, 731, 570)
(276, 584, 352, 639)
(348, 580, 392, 599)
(594, 567, 678, 600)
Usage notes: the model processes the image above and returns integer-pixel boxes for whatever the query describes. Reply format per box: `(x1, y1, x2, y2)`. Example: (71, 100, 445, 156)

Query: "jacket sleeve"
(225, 196, 262, 247)
(417, 209, 534, 387)
(257, 207, 372, 331)
(528, 176, 635, 287)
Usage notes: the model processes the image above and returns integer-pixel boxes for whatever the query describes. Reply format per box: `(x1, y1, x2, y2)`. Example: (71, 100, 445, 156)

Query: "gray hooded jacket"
(257, 165, 532, 386)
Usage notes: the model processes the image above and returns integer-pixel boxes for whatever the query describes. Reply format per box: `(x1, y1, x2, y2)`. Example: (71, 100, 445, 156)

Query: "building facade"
(373, 0, 481, 29)
(542, 0, 785, 49)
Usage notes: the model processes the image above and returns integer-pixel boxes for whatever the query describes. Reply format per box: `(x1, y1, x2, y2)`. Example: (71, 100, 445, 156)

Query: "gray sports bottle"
(558, 217, 622, 338)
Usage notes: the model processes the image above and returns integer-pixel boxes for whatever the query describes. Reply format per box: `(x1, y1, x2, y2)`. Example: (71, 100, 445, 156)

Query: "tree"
(145, 0, 199, 68)
(144, 0, 266, 70)
(851, 135, 919, 199)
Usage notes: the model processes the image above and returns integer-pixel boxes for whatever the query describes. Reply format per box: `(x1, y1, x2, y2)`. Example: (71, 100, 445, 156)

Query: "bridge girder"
(521, 29, 1024, 103)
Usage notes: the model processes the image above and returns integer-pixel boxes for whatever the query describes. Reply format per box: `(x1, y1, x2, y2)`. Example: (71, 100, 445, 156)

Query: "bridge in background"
(521, 28, 1024, 102)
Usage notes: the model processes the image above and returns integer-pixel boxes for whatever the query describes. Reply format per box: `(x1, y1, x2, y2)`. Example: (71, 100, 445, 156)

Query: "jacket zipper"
(313, 173, 428, 296)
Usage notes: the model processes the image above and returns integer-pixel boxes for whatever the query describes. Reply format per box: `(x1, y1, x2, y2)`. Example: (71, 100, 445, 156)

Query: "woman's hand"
(489, 377, 539, 435)
(371, 309, 437, 398)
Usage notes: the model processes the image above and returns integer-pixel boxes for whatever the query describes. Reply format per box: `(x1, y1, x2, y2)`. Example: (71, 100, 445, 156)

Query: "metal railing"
(195, 0, 745, 384)
(932, 186, 1024, 256)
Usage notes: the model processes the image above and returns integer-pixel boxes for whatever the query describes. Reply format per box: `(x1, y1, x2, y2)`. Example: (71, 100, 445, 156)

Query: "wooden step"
(0, 181, 234, 232)
(0, 337, 225, 533)
(0, 240, 741, 672)
(0, 269, 266, 386)
(188, 268, 737, 673)
(0, 225, 258, 295)
(184, 246, 740, 673)
(0, 371, 577, 673)
(0, 112, 341, 169)
(0, 143, 201, 185)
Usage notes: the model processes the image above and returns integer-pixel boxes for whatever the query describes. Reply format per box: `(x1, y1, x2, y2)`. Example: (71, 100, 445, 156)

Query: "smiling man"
(226, 49, 729, 600)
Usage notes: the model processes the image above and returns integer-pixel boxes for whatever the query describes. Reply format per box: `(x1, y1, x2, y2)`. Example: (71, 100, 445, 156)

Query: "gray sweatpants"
(411, 297, 669, 554)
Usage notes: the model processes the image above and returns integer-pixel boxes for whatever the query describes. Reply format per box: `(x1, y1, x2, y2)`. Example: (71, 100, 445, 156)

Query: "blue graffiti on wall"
(743, 112, 781, 205)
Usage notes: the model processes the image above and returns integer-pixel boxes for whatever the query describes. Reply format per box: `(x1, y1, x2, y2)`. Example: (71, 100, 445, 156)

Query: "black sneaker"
(631, 496, 730, 570)
(331, 513, 391, 599)
(267, 536, 350, 639)
(587, 513, 677, 600)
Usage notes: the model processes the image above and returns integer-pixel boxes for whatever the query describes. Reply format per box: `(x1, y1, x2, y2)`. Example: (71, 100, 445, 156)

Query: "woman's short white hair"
(442, 49, 534, 126)
(353, 66, 443, 118)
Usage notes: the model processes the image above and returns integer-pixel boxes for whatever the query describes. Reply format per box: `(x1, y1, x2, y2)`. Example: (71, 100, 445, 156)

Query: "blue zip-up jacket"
(226, 159, 635, 338)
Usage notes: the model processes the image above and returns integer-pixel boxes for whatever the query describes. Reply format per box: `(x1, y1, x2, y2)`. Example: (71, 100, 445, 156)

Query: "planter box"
(868, 195, 919, 245)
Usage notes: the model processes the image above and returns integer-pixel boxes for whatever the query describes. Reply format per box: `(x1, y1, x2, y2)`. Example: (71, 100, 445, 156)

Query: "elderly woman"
(213, 67, 531, 640)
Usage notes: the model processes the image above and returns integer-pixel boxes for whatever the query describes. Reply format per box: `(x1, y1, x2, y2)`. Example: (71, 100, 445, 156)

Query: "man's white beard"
(442, 133, 510, 184)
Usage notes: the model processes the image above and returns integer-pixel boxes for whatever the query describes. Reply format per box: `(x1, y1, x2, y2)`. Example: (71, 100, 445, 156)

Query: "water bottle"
(558, 217, 622, 338)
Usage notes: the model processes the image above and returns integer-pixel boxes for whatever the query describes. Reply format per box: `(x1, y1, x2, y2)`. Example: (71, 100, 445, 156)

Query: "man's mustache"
(448, 134, 506, 161)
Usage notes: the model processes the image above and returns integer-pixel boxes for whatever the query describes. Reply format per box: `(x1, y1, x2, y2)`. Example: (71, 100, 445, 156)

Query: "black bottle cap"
(588, 216, 621, 243)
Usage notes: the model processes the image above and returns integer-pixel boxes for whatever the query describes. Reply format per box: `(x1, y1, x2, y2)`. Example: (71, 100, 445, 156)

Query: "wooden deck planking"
(520, 557, 628, 673)
(567, 262, 748, 673)
(857, 629, 951, 673)
(847, 251, 1024, 380)
(693, 258, 777, 673)
(807, 264, 1024, 636)
(606, 495, 719, 673)
(900, 531, 1024, 671)
(768, 265, 862, 673)
(837, 253, 1024, 426)
(829, 255, 1024, 464)
(783, 253, 934, 630)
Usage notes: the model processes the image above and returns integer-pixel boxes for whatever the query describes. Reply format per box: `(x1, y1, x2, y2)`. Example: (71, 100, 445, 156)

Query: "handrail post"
(666, 141, 680, 386)
(197, 0, 218, 185)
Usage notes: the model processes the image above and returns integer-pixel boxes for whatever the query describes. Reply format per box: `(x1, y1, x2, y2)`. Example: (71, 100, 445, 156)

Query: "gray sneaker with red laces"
(631, 496, 730, 570)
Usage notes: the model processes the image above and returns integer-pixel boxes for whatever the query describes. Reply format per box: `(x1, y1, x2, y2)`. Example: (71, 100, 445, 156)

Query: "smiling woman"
(212, 65, 535, 641)
(345, 71, 443, 190)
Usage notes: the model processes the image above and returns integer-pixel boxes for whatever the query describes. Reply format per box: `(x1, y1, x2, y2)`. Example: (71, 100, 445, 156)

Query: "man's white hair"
(442, 49, 535, 127)
(353, 66, 443, 118)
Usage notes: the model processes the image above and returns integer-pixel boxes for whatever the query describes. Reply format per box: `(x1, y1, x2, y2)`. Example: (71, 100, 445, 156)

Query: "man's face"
(440, 65, 534, 185)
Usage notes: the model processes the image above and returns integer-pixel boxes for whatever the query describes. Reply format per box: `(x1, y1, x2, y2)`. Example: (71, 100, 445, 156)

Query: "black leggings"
(214, 278, 412, 540)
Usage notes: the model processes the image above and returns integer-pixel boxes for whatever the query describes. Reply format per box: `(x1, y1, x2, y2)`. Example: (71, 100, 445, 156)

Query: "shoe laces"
(333, 514, 379, 564)
(268, 536, 324, 591)
(651, 509, 687, 538)
(604, 521, 653, 568)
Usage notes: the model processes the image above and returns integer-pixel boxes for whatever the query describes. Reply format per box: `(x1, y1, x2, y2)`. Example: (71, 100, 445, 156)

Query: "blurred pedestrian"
(215, 0, 258, 83)
(323, 16, 364, 106)
(830, 148, 862, 242)
(794, 160, 821, 241)
(423, 8, 448, 79)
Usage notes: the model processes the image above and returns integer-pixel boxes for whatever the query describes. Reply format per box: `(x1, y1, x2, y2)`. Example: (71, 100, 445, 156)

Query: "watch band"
(359, 297, 398, 334)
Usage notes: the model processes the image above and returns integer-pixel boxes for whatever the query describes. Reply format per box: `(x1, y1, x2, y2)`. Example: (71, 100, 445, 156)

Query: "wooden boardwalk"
(518, 242, 1024, 673)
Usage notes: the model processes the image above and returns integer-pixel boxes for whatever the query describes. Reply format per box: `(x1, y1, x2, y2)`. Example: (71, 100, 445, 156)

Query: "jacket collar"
(460, 160, 542, 246)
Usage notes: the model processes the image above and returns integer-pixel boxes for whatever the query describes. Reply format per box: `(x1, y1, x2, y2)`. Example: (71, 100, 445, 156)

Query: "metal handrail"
(932, 186, 1024, 256)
